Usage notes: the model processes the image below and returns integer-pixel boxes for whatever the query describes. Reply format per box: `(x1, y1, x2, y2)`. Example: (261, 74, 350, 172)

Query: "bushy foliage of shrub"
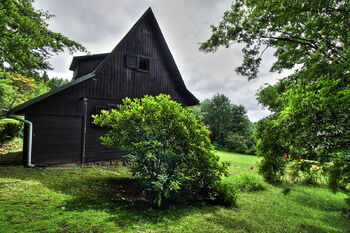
(282, 156, 350, 199)
(224, 132, 249, 154)
(211, 179, 237, 207)
(256, 116, 287, 184)
(93, 94, 232, 207)
(287, 159, 327, 185)
(328, 156, 350, 194)
(0, 120, 23, 145)
(227, 174, 267, 192)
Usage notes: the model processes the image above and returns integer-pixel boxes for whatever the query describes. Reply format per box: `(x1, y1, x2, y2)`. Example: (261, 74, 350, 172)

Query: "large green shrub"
(93, 94, 230, 207)
(328, 156, 350, 195)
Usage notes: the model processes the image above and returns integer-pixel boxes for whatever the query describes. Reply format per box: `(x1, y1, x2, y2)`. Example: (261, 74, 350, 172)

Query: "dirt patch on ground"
(84, 157, 132, 168)
(0, 150, 22, 165)
(106, 178, 155, 204)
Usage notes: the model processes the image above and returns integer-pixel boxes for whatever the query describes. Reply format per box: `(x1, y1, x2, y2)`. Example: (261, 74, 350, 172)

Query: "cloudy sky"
(34, 0, 292, 122)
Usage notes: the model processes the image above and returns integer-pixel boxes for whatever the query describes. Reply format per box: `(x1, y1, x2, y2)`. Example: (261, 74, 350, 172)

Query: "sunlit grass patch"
(0, 151, 348, 233)
(224, 174, 268, 192)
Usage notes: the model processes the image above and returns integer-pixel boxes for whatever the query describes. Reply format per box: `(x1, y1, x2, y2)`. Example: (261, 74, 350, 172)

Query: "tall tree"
(41, 71, 49, 83)
(200, 0, 350, 183)
(46, 77, 69, 90)
(0, 73, 36, 110)
(200, 94, 254, 153)
(0, 0, 87, 75)
(200, 0, 349, 80)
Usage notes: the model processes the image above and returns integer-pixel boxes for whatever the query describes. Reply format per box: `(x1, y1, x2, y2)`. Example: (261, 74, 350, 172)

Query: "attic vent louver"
(125, 55, 138, 69)
(125, 55, 150, 72)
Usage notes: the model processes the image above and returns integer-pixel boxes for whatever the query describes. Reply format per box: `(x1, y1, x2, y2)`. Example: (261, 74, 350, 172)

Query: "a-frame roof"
(9, 7, 199, 114)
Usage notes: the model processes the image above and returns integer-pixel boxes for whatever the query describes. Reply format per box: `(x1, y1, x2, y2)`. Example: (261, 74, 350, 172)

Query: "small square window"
(138, 57, 150, 71)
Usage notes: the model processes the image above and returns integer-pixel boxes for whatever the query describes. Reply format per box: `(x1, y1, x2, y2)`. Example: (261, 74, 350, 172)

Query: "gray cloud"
(34, 0, 291, 122)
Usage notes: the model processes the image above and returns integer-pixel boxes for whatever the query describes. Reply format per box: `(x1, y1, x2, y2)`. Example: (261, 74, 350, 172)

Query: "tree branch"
(260, 35, 318, 49)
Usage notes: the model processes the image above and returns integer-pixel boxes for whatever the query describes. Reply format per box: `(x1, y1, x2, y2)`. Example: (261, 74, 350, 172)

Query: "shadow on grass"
(0, 167, 231, 226)
(204, 212, 254, 232)
(296, 223, 337, 233)
(0, 166, 131, 195)
(62, 177, 229, 227)
(63, 177, 155, 211)
(287, 187, 344, 212)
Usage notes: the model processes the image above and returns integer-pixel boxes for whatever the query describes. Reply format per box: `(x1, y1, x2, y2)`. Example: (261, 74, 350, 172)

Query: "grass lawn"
(0, 151, 349, 233)
(0, 118, 20, 124)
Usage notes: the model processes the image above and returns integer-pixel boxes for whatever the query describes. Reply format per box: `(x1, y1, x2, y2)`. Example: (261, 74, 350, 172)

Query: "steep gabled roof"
(145, 8, 199, 105)
(92, 7, 198, 105)
(9, 7, 198, 114)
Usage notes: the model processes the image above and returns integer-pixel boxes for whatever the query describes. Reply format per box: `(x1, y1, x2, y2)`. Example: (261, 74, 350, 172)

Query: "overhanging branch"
(260, 35, 318, 49)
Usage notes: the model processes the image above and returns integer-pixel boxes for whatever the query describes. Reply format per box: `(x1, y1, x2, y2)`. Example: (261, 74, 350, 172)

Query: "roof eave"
(9, 73, 96, 115)
(69, 53, 110, 71)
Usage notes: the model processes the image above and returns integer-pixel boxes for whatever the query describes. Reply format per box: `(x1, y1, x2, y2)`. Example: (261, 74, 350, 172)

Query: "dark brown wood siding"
(28, 115, 83, 164)
(88, 18, 187, 103)
(20, 83, 87, 116)
(84, 99, 128, 162)
(75, 57, 106, 78)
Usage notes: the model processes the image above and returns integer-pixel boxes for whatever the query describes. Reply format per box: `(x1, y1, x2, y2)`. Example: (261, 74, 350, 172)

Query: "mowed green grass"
(0, 118, 20, 124)
(0, 151, 348, 233)
(217, 151, 261, 176)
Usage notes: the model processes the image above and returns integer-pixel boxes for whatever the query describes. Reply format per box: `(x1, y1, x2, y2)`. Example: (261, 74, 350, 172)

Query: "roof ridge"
(93, 7, 154, 74)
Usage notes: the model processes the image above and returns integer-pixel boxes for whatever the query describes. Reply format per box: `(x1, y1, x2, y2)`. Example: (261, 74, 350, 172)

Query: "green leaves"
(198, 94, 255, 154)
(0, 0, 87, 75)
(200, 0, 349, 79)
(257, 69, 350, 184)
(328, 156, 350, 194)
(203, 1, 350, 189)
(93, 94, 227, 207)
(0, 73, 35, 109)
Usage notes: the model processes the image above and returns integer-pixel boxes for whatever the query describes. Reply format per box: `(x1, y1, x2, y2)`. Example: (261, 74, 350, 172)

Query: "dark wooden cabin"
(9, 8, 199, 166)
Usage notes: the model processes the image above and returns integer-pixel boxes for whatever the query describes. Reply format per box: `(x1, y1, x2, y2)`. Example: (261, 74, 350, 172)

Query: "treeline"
(0, 71, 69, 111)
(0, 72, 69, 146)
(193, 94, 256, 154)
(201, 0, 350, 194)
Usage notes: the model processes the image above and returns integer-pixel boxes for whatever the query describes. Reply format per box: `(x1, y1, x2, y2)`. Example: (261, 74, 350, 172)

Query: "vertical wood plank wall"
(20, 15, 196, 165)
